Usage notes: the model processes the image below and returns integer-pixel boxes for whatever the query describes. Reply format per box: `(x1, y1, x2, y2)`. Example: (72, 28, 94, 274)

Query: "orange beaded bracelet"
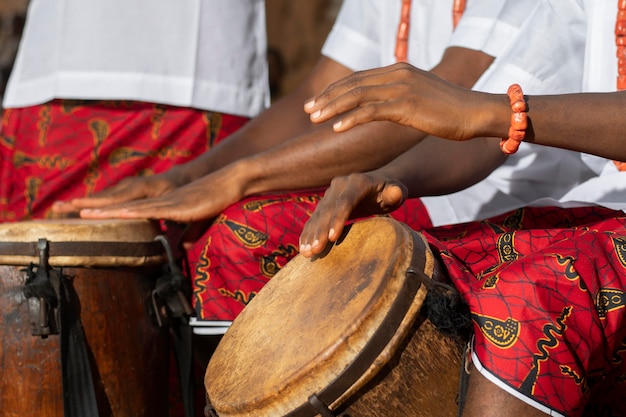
(500, 84, 528, 155)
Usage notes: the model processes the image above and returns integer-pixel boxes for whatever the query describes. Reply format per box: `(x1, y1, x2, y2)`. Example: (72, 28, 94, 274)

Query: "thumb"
(379, 183, 406, 210)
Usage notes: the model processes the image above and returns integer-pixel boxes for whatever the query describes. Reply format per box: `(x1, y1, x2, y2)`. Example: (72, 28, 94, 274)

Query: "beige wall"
(265, 0, 342, 98)
(0, 0, 28, 107)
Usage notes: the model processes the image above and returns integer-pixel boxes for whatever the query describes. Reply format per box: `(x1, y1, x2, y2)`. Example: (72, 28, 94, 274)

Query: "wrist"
(228, 158, 262, 199)
(162, 164, 194, 188)
(472, 92, 511, 140)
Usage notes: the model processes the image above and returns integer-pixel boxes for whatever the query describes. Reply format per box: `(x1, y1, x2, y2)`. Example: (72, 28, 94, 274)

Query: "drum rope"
(154, 234, 196, 417)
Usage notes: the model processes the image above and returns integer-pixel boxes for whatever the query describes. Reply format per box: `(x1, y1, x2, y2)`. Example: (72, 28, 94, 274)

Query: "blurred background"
(0, 0, 343, 112)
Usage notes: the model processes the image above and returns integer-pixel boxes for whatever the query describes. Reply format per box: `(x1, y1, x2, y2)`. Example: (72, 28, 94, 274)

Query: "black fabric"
(170, 317, 195, 417)
(59, 275, 100, 417)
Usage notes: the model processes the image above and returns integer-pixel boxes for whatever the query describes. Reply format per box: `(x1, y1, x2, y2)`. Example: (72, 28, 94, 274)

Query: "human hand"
(72, 169, 244, 223)
(52, 171, 181, 215)
(304, 62, 481, 141)
(298, 172, 407, 258)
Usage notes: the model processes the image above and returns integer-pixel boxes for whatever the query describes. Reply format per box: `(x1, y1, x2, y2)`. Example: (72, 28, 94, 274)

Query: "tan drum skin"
(0, 219, 169, 417)
(205, 217, 464, 417)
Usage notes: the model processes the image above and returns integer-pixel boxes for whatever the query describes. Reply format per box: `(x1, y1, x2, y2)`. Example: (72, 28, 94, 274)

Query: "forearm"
(469, 91, 626, 161)
(523, 92, 626, 160)
(169, 57, 355, 184)
(166, 88, 322, 185)
(369, 135, 505, 198)
(234, 121, 428, 197)
(231, 48, 497, 197)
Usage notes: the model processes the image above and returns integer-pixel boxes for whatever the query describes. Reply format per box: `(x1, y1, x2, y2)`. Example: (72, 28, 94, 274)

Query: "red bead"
(507, 84, 522, 97)
(452, 0, 466, 29)
(397, 22, 409, 39)
(508, 128, 526, 142)
(500, 138, 521, 155)
(511, 99, 527, 113)
(619, 58, 626, 75)
(620, 0, 626, 11)
(511, 112, 528, 130)
(401, 1, 411, 17)
(395, 42, 408, 62)
(501, 83, 527, 155)
(618, 75, 626, 91)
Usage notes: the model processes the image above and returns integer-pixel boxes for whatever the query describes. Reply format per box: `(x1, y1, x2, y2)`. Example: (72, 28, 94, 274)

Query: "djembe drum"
(0, 219, 171, 417)
(205, 217, 466, 417)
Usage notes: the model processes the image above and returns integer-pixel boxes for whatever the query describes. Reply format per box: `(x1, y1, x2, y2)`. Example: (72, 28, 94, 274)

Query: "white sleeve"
(450, 0, 587, 95)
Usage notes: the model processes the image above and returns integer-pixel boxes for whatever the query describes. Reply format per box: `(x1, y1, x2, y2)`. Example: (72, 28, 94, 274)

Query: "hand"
(304, 62, 480, 141)
(73, 168, 245, 223)
(52, 171, 181, 215)
(298, 172, 407, 258)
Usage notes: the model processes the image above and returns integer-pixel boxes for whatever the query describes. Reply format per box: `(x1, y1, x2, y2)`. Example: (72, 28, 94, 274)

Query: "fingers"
(298, 203, 350, 258)
(299, 180, 353, 257)
(71, 181, 154, 209)
(306, 81, 398, 128)
(299, 174, 376, 258)
(79, 176, 236, 223)
(51, 174, 178, 218)
(378, 183, 405, 210)
(305, 64, 425, 132)
(51, 179, 152, 215)
(78, 195, 206, 222)
(51, 200, 81, 214)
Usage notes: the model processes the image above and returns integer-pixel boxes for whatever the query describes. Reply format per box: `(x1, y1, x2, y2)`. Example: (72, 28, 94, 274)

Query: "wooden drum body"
(205, 217, 464, 417)
(0, 219, 169, 417)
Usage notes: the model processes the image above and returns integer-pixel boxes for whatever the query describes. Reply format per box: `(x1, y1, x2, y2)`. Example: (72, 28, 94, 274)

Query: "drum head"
(0, 219, 165, 266)
(206, 217, 435, 417)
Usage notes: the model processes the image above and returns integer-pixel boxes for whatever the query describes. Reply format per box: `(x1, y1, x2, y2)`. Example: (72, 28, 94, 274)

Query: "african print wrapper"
(187, 195, 433, 322)
(423, 206, 626, 417)
(0, 100, 247, 220)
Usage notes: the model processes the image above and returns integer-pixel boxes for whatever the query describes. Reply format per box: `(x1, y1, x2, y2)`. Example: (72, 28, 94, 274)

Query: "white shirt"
(323, 0, 599, 226)
(3, 0, 270, 118)
(547, 0, 626, 212)
(322, 0, 454, 72)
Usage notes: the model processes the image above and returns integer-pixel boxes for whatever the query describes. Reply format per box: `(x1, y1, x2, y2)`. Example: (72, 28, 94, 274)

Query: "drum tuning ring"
(151, 235, 193, 327)
(22, 238, 62, 337)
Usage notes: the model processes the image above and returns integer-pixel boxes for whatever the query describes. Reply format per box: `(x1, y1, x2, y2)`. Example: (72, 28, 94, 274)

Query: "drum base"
(0, 265, 169, 417)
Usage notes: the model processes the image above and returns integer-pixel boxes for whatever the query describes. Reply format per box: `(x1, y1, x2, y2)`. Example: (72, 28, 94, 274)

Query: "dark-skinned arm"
(74, 48, 494, 222)
(52, 56, 350, 213)
(305, 62, 626, 161)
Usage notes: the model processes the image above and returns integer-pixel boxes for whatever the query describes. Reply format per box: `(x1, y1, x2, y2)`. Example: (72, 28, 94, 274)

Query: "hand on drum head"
(52, 172, 179, 215)
(304, 62, 481, 141)
(299, 172, 406, 258)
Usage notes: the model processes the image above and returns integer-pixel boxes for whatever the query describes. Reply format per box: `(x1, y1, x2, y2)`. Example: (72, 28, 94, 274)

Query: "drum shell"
(0, 220, 169, 417)
(0, 264, 169, 417)
(335, 315, 463, 417)
(205, 217, 465, 417)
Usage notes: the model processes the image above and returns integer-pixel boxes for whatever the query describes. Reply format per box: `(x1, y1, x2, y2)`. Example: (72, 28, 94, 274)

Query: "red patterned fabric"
(187, 194, 433, 321)
(0, 100, 248, 221)
(422, 206, 626, 417)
